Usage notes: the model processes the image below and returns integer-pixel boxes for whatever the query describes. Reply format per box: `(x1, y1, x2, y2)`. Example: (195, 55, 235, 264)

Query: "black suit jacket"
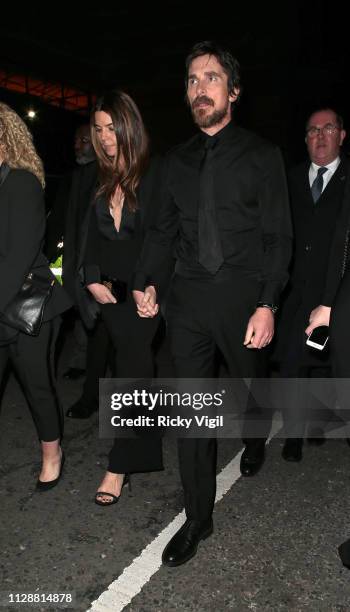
(74, 157, 173, 329)
(45, 172, 73, 262)
(322, 167, 350, 305)
(61, 160, 98, 302)
(325, 169, 350, 376)
(0, 166, 72, 345)
(274, 156, 349, 366)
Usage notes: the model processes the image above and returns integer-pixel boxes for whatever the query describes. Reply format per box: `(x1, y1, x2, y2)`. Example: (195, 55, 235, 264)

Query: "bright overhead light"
(27, 109, 36, 119)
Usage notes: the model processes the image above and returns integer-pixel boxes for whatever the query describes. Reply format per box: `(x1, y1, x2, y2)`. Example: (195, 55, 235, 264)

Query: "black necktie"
(198, 137, 224, 274)
(311, 166, 327, 203)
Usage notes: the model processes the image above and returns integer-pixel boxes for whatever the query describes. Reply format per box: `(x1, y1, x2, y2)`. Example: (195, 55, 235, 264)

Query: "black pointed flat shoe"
(36, 451, 65, 492)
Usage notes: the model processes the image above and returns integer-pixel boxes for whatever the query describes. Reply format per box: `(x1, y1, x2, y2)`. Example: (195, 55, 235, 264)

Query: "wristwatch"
(256, 302, 278, 314)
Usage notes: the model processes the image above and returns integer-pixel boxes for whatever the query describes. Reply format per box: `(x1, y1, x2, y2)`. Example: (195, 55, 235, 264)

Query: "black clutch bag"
(101, 275, 128, 303)
(0, 271, 55, 336)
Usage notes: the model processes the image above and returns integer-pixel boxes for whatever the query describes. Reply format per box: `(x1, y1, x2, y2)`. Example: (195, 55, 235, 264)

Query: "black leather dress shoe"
(162, 519, 213, 567)
(307, 427, 326, 446)
(240, 444, 265, 477)
(63, 367, 86, 380)
(66, 401, 98, 419)
(282, 438, 303, 462)
(339, 538, 350, 568)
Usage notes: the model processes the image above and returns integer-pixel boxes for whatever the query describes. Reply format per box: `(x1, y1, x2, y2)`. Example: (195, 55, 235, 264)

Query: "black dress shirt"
(84, 194, 142, 286)
(83, 157, 174, 297)
(134, 121, 292, 305)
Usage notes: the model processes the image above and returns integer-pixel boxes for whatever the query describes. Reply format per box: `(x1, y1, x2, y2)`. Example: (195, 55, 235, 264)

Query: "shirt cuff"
(257, 282, 281, 308)
(132, 271, 156, 292)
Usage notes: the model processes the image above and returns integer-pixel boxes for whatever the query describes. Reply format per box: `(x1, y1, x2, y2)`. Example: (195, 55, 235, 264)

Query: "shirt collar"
(200, 119, 235, 148)
(310, 156, 340, 173)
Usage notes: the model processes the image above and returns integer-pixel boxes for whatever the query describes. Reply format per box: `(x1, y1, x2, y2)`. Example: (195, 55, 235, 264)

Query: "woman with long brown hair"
(0, 102, 71, 490)
(82, 90, 165, 505)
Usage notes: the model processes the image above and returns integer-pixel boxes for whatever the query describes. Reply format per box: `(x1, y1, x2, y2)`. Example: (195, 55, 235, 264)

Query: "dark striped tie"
(311, 166, 327, 203)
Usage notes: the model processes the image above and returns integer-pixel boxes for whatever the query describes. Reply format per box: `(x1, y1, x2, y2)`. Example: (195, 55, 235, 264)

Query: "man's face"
(306, 110, 346, 165)
(187, 54, 239, 134)
(74, 124, 95, 165)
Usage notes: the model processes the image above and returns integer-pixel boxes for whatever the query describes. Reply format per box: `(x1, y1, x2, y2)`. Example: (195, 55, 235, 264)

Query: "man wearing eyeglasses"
(274, 108, 348, 461)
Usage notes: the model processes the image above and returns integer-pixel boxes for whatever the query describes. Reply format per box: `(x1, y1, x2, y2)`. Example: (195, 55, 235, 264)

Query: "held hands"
(244, 307, 274, 349)
(87, 283, 117, 304)
(133, 285, 159, 318)
(305, 305, 331, 336)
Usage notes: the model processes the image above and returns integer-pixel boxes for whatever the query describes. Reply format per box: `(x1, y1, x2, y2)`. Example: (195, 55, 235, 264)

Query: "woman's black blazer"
(0, 165, 72, 344)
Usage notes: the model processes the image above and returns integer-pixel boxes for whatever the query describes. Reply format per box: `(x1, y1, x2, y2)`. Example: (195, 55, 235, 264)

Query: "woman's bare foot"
(39, 440, 62, 482)
(95, 471, 126, 504)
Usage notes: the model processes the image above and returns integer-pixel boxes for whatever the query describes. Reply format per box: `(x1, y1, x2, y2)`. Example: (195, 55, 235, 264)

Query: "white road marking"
(88, 416, 281, 611)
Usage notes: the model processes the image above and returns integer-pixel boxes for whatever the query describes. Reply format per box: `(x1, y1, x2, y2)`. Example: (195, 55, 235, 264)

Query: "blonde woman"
(0, 102, 71, 490)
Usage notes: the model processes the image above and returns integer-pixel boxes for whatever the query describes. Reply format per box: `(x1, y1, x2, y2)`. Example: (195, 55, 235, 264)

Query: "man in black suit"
(47, 125, 112, 419)
(62, 155, 114, 419)
(133, 41, 292, 567)
(274, 108, 348, 461)
(46, 123, 96, 381)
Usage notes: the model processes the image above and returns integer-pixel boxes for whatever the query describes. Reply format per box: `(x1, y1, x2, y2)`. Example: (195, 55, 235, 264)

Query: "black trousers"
(0, 318, 62, 442)
(166, 274, 271, 522)
(101, 300, 163, 473)
(77, 318, 112, 410)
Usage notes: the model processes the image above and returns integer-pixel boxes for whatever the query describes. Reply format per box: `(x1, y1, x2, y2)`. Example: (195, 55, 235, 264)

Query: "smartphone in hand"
(306, 325, 329, 351)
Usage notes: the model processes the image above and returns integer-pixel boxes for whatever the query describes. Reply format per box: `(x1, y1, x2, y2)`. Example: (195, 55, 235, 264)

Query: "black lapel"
(0, 163, 11, 186)
(316, 159, 347, 204)
(300, 162, 314, 205)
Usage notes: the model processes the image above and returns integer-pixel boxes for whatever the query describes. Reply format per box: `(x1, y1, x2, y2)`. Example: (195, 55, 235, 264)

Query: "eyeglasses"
(306, 124, 341, 138)
(75, 137, 91, 144)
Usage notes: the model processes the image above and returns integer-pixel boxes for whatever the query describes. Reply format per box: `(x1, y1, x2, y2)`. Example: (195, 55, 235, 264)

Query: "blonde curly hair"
(0, 102, 45, 188)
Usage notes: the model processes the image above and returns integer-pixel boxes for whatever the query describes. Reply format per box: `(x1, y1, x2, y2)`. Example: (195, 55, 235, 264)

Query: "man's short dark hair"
(185, 41, 241, 101)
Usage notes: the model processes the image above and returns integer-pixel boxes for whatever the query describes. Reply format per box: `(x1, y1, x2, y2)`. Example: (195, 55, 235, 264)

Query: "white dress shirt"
(309, 156, 340, 193)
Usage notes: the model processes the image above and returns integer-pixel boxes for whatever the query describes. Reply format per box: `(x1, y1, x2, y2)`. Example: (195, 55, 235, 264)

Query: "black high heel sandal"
(36, 451, 65, 492)
(94, 473, 131, 507)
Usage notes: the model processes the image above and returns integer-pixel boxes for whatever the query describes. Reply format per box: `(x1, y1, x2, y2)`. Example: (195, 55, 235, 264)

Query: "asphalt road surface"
(1, 340, 350, 612)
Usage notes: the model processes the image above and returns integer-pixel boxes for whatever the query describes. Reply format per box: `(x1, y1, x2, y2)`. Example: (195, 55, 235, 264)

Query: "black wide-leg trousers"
(166, 274, 270, 522)
(0, 318, 63, 442)
(101, 300, 163, 474)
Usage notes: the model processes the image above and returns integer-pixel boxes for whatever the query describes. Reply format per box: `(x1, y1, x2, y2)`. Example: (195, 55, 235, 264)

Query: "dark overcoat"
(274, 157, 349, 368)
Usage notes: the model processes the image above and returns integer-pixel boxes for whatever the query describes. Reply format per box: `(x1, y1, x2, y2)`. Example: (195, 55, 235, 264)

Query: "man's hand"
(305, 305, 331, 336)
(244, 307, 274, 349)
(133, 285, 159, 318)
(87, 282, 117, 304)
